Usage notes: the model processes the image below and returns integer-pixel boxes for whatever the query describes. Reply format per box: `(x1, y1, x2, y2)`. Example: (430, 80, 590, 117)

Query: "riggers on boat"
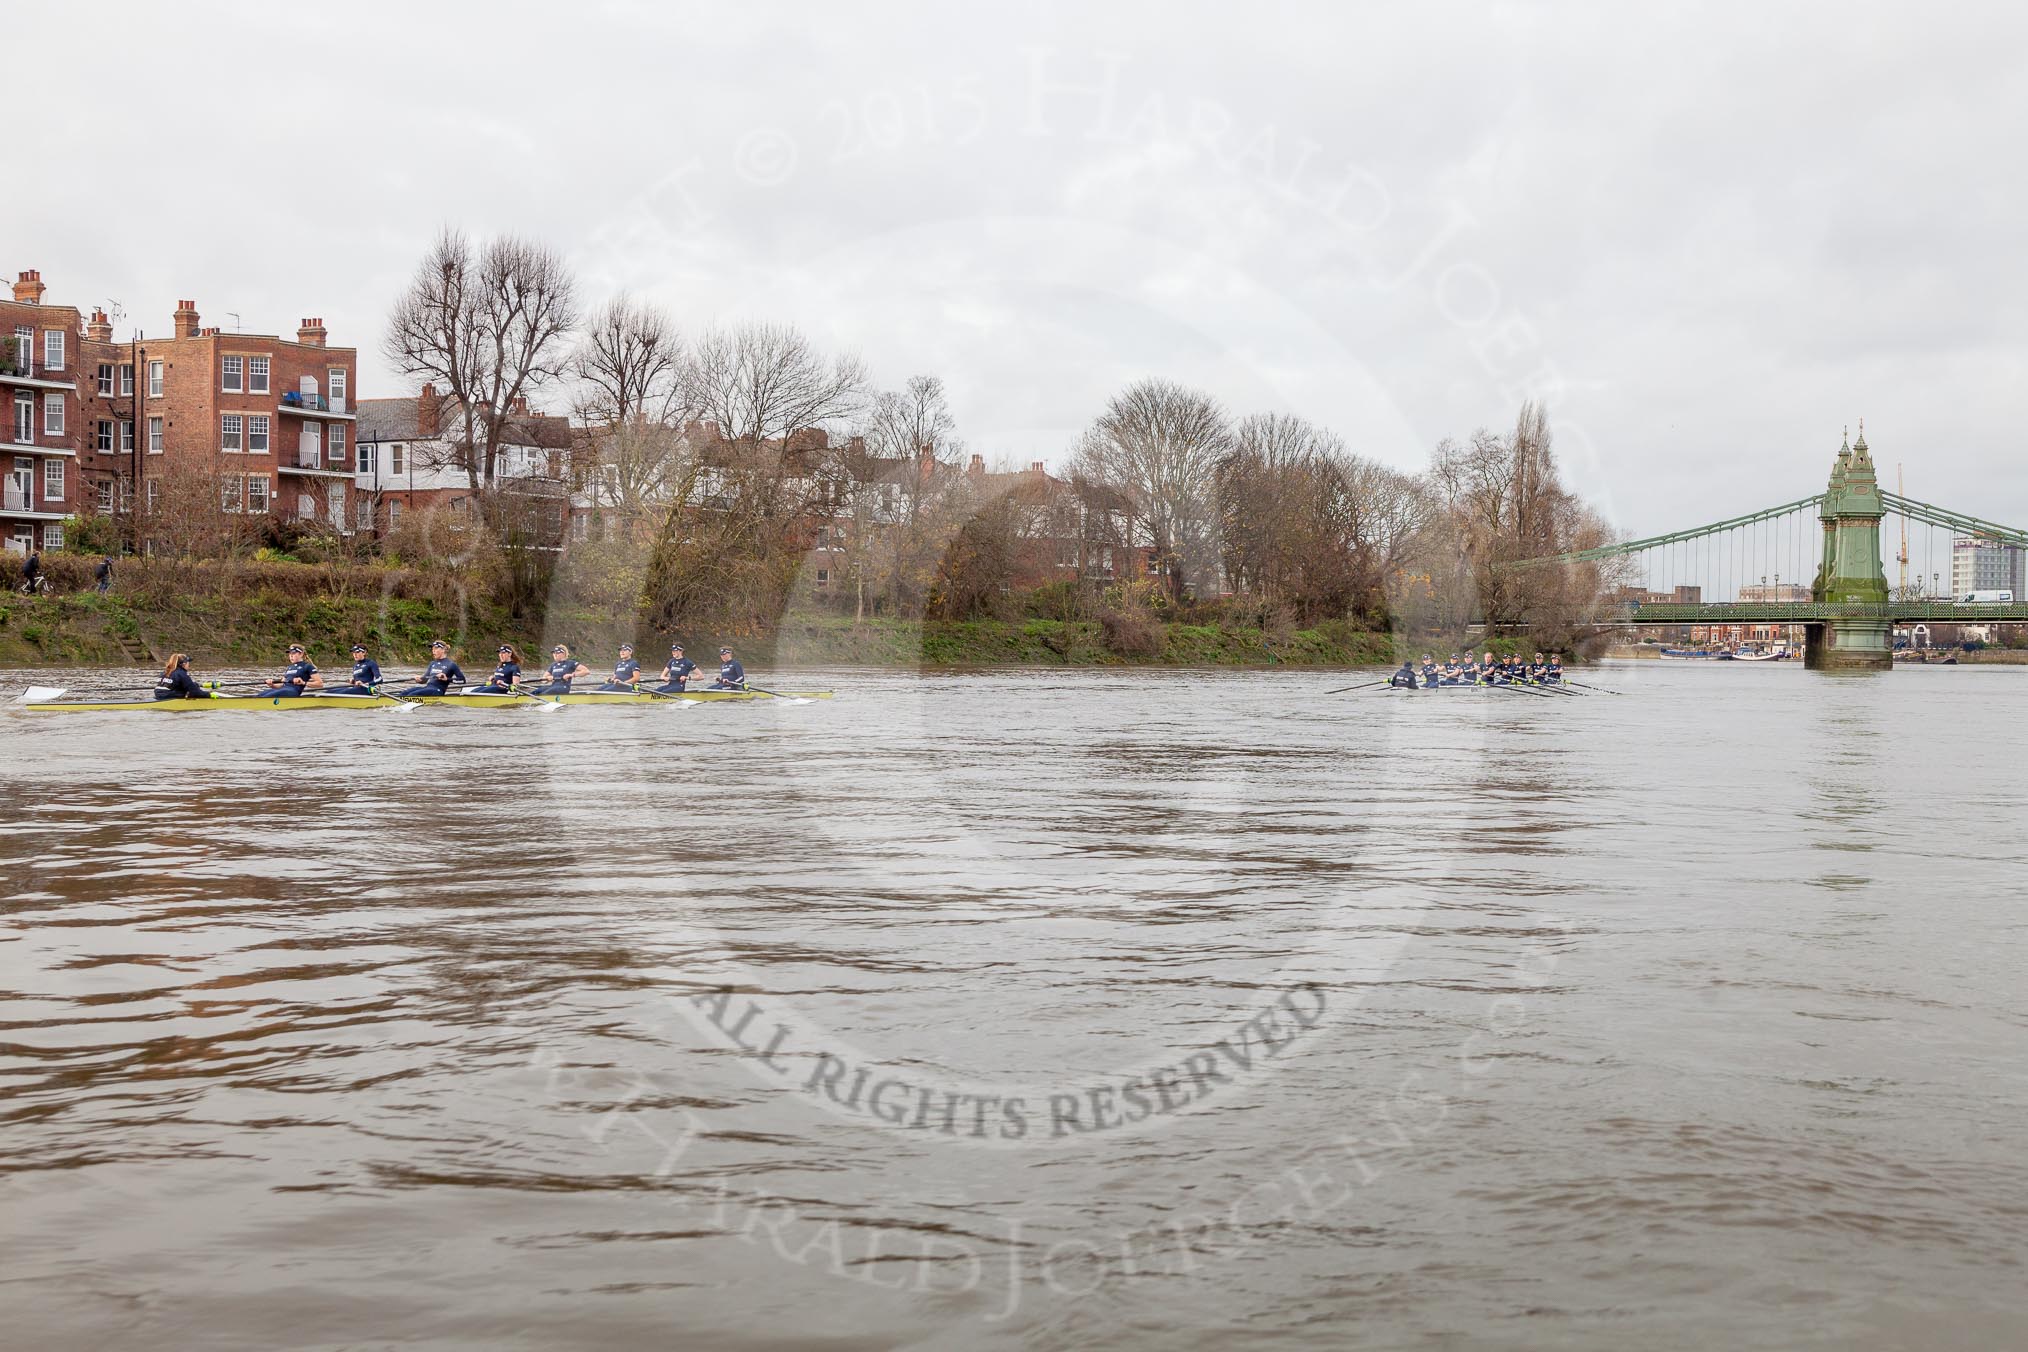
(14, 689, 834, 712)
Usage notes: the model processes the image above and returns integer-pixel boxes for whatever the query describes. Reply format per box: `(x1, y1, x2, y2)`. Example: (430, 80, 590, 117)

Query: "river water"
(2, 661, 2025, 1350)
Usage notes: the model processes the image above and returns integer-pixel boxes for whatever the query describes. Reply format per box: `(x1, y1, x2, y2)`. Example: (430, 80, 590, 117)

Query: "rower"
(397, 640, 467, 698)
(1544, 653, 1565, 683)
(264, 644, 323, 697)
(653, 643, 697, 694)
(1418, 653, 1440, 687)
(1460, 654, 1479, 681)
(1388, 660, 1420, 689)
(153, 652, 209, 701)
(597, 644, 642, 692)
(1479, 651, 1503, 684)
(1442, 653, 1463, 684)
(330, 643, 384, 696)
(534, 642, 592, 695)
(473, 644, 525, 695)
(710, 646, 747, 691)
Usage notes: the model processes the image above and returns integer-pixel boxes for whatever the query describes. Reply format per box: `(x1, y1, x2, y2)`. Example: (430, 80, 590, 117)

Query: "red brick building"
(3, 266, 357, 554)
(1, 270, 83, 553)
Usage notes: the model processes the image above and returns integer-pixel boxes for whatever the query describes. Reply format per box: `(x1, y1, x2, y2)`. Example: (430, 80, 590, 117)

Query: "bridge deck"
(1616, 602, 2028, 623)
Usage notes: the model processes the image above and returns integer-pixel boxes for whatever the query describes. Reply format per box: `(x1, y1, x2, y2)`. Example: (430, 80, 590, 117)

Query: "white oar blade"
(18, 686, 67, 704)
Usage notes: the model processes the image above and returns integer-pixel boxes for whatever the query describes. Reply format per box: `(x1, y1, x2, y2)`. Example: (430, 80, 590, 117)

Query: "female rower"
(710, 646, 747, 690)
(653, 643, 697, 694)
(264, 644, 323, 697)
(1544, 653, 1565, 683)
(534, 643, 593, 695)
(329, 644, 384, 696)
(1418, 654, 1441, 687)
(1441, 654, 1464, 684)
(397, 641, 467, 698)
(473, 644, 525, 695)
(1478, 652, 1503, 684)
(596, 644, 642, 692)
(153, 652, 209, 701)
(1388, 659, 1420, 689)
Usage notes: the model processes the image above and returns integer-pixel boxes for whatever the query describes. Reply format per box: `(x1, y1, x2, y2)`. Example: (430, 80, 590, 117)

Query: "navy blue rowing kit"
(399, 658, 467, 698)
(534, 658, 586, 696)
(270, 659, 318, 696)
(154, 667, 208, 701)
(598, 658, 641, 692)
(1388, 664, 1419, 689)
(475, 660, 521, 695)
(331, 657, 383, 696)
(713, 658, 746, 690)
(655, 657, 697, 695)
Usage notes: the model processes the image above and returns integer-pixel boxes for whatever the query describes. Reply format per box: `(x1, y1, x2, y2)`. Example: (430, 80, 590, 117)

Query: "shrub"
(1098, 605, 1163, 658)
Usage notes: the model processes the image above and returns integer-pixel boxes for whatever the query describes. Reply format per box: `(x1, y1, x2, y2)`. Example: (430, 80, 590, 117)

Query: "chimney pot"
(12, 270, 47, 304)
(173, 299, 200, 339)
(296, 317, 328, 348)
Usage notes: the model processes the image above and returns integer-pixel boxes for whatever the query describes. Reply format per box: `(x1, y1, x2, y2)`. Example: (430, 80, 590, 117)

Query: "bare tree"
(383, 228, 579, 525)
(1071, 378, 1231, 600)
(681, 322, 868, 450)
(861, 374, 964, 612)
(572, 294, 683, 427)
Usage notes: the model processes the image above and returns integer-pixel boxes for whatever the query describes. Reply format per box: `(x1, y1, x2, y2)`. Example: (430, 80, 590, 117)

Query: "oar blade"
(17, 685, 67, 704)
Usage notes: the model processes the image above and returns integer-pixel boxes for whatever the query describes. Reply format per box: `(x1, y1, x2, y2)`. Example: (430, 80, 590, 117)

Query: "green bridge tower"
(1807, 425, 1892, 669)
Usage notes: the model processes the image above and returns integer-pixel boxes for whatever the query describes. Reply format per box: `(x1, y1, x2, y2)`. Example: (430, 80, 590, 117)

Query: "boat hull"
(18, 689, 834, 712)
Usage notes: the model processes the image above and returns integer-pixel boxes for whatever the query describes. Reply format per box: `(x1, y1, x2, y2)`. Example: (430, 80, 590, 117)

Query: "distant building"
(1, 270, 83, 552)
(1950, 537, 2025, 598)
(1736, 582, 1811, 603)
(353, 385, 577, 545)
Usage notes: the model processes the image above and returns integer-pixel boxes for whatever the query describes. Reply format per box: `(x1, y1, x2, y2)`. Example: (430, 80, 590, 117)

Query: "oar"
(740, 686, 811, 705)
(631, 685, 701, 708)
(1324, 679, 1392, 695)
(1558, 677, 1621, 695)
(16, 685, 68, 704)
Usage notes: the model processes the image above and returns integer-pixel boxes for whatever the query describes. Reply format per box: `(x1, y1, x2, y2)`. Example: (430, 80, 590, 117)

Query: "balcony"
(0, 436, 76, 457)
(0, 364, 77, 392)
(277, 391, 354, 421)
(2, 485, 66, 519)
(278, 450, 352, 477)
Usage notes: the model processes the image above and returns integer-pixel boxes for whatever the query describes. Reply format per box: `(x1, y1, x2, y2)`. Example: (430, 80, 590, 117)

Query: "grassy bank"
(0, 557, 1538, 671)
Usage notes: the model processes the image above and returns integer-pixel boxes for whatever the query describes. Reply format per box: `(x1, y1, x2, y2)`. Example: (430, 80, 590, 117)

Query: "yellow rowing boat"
(15, 689, 834, 712)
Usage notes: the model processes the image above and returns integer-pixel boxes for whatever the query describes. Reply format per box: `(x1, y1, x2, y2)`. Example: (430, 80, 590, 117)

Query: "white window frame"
(146, 480, 160, 512)
(328, 367, 348, 405)
(12, 327, 30, 375)
(246, 475, 270, 514)
(387, 499, 403, 526)
(43, 330, 64, 371)
(221, 414, 243, 453)
(95, 420, 114, 454)
(120, 364, 135, 397)
(248, 414, 269, 455)
(97, 364, 115, 396)
(96, 479, 114, 513)
(44, 458, 64, 499)
(249, 355, 270, 394)
(297, 492, 315, 518)
(43, 521, 62, 550)
(300, 421, 322, 468)
(12, 392, 30, 443)
(148, 360, 164, 398)
(389, 443, 405, 475)
(120, 419, 134, 453)
(43, 392, 64, 436)
(147, 417, 164, 454)
(327, 423, 347, 463)
(221, 354, 243, 393)
(358, 440, 377, 475)
(222, 474, 243, 513)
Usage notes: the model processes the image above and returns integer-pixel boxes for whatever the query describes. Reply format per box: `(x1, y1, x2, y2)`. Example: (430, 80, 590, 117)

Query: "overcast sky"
(16, 2, 2027, 536)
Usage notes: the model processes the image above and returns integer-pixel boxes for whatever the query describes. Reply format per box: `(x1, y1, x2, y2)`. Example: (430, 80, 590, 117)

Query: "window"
(148, 417, 164, 454)
(357, 440, 377, 474)
(120, 364, 134, 396)
(43, 393, 63, 436)
(97, 364, 115, 396)
(246, 476, 269, 514)
(248, 415, 269, 454)
(221, 355, 243, 392)
(327, 423, 346, 463)
(148, 360, 164, 397)
(815, 569, 829, 587)
(12, 327, 30, 374)
(43, 330, 63, 371)
(96, 420, 114, 454)
(120, 420, 134, 453)
(147, 480, 159, 512)
(297, 493, 315, 518)
(221, 414, 243, 453)
(13, 392, 30, 443)
(222, 475, 243, 512)
(249, 356, 269, 394)
(356, 498, 374, 531)
(44, 458, 64, 499)
(300, 422, 322, 467)
(387, 499, 402, 527)
(43, 521, 62, 550)
(389, 443, 404, 475)
(571, 513, 589, 542)
(328, 367, 347, 407)
(97, 480, 114, 513)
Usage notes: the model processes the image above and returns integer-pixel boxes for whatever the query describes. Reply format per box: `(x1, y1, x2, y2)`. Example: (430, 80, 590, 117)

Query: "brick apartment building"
(1, 267, 356, 554)
(1, 270, 83, 553)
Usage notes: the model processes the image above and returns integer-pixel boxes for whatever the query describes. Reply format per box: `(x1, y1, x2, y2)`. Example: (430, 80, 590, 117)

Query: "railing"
(280, 391, 346, 413)
(4, 484, 39, 512)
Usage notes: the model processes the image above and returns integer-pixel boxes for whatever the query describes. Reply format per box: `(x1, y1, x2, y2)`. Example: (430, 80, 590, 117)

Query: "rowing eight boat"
(16, 689, 834, 712)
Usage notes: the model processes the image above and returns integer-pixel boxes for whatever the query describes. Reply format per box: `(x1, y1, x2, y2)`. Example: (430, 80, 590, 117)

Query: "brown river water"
(2, 661, 2025, 1350)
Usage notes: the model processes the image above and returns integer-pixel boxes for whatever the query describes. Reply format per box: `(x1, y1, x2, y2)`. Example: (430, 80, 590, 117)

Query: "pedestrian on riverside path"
(94, 555, 113, 594)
